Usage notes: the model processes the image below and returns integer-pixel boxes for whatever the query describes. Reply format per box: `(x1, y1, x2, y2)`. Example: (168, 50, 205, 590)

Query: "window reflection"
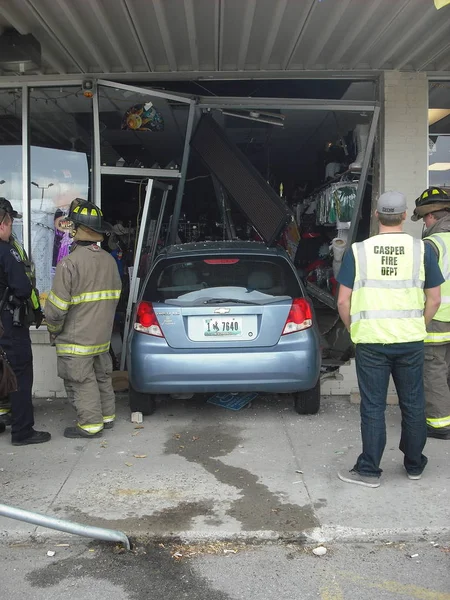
(429, 82, 450, 192)
(29, 87, 93, 304)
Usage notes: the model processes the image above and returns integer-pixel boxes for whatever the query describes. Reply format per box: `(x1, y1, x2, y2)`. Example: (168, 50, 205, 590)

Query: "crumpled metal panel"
(191, 115, 292, 246)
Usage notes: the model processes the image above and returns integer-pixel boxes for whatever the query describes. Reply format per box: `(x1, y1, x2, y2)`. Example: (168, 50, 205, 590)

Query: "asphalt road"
(2, 540, 449, 599)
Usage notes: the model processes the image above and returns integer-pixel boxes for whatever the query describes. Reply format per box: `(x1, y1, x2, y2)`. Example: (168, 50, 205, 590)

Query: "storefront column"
(381, 70, 429, 236)
(342, 71, 429, 404)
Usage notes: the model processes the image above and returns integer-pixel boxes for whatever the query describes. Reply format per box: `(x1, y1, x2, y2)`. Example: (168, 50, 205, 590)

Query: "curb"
(2, 526, 450, 547)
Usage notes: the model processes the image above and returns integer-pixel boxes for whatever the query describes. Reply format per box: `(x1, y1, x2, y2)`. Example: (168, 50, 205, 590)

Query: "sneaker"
(12, 430, 51, 446)
(338, 469, 381, 488)
(64, 426, 103, 439)
(407, 472, 422, 480)
(103, 422, 114, 430)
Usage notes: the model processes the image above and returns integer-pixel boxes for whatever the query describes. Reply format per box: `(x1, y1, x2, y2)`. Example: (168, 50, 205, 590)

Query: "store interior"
(0, 79, 377, 365)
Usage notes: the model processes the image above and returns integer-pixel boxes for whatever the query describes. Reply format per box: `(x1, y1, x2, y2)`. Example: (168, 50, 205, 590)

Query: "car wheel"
(129, 385, 156, 416)
(294, 379, 320, 415)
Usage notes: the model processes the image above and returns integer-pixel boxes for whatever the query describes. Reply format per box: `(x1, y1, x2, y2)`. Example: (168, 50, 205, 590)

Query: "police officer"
(0, 198, 50, 445)
(412, 187, 450, 440)
(45, 200, 121, 438)
(336, 191, 443, 486)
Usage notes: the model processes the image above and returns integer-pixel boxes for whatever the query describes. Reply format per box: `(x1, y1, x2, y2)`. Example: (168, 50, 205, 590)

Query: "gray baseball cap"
(376, 191, 407, 215)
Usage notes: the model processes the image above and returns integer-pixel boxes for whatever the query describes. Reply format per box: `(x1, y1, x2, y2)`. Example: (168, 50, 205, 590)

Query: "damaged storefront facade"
(0, 1, 449, 397)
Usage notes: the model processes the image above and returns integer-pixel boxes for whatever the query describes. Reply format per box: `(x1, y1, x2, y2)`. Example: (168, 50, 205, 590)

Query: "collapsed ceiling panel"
(190, 114, 292, 246)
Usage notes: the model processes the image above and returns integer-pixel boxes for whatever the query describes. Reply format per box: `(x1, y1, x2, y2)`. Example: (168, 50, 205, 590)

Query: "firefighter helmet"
(411, 187, 450, 221)
(69, 200, 112, 233)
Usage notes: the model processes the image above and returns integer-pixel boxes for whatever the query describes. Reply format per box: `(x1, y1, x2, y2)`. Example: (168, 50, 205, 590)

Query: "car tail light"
(282, 298, 313, 335)
(134, 301, 164, 337)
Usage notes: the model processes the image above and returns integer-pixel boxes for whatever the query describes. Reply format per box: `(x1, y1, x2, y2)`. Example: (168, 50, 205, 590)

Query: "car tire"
(294, 379, 320, 415)
(129, 385, 156, 416)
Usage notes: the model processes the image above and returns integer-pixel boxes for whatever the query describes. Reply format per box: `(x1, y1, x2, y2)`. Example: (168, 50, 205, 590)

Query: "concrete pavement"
(0, 393, 449, 545)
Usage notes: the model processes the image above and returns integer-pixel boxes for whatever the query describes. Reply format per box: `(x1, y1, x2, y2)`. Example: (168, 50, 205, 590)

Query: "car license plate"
(204, 317, 242, 337)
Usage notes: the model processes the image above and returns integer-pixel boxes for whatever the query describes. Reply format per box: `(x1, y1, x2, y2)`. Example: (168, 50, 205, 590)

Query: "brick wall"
(381, 70, 429, 236)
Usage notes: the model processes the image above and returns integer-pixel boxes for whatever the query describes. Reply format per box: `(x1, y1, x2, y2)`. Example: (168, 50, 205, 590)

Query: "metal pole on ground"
(0, 503, 131, 550)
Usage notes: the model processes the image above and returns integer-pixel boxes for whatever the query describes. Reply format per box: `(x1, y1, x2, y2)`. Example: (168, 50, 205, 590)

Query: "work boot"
(12, 430, 51, 446)
(0, 414, 12, 427)
(64, 426, 103, 439)
(103, 421, 114, 429)
(427, 427, 450, 440)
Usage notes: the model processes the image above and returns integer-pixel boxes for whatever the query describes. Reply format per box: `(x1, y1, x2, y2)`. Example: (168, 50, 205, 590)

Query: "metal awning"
(0, 0, 449, 80)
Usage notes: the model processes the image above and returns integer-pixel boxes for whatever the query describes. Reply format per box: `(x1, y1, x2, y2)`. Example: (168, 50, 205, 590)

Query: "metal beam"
(184, 0, 199, 71)
(328, 0, 385, 67)
(120, 0, 154, 71)
(170, 103, 196, 244)
(101, 166, 181, 179)
(237, 0, 257, 71)
(92, 88, 101, 207)
(197, 97, 378, 112)
(0, 71, 382, 86)
(152, 0, 177, 71)
(281, 0, 316, 70)
(348, 105, 380, 245)
(97, 79, 195, 104)
(374, 7, 439, 69)
(21, 85, 31, 257)
(348, 0, 412, 69)
(305, 0, 352, 68)
(260, 0, 288, 70)
(89, 0, 133, 72)
(0, 1, 69, 74)
(55, 0, 110, 73)
(215, 0, 225, 71)
(394, 17, 450, 70)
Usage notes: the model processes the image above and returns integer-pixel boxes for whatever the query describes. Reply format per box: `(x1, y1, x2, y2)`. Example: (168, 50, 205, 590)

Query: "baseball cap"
(376, 191, 407, 215)
(0, 197, 22, 219)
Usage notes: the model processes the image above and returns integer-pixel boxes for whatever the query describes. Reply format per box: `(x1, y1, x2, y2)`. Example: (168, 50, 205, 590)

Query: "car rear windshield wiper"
(203, 298, 259, 305)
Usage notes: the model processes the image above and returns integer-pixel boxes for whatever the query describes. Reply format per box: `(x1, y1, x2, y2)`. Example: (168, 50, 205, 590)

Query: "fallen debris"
(46, 550, 56, 557)
(131, 412, 143, 424)
(312, 546, 327, 557)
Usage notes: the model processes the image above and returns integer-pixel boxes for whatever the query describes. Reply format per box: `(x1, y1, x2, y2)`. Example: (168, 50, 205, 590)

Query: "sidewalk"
(0, 394, 449, 545)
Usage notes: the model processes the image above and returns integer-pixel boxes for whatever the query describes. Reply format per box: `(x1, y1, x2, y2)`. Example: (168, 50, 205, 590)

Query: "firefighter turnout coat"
(45, 242, 122, 357)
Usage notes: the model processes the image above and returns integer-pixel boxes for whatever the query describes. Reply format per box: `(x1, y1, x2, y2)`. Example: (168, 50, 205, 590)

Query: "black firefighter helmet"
(411, 187, 450, 221)
(69, 200, 112, 233)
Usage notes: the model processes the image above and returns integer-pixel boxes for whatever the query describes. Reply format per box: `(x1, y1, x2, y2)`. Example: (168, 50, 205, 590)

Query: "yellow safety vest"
(11, 238, 40, 311)
(350, 233, 426, 344)
(423, 233, 450, 343)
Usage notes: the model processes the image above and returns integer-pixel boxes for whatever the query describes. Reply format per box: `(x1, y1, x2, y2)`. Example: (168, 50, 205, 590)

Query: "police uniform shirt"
(0, 240, 32, 300)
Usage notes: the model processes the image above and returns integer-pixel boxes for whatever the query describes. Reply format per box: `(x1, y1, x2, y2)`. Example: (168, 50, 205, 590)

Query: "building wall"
(31, 71, 430, 399)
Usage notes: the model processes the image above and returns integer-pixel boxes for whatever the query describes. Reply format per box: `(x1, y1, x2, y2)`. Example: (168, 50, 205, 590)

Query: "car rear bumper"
(128, 331, 321, 394)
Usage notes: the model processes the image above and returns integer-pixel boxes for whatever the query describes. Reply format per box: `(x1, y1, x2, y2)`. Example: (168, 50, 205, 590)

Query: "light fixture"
(428, 109, 450, 126)
(429, 163, 450, 171)
(220, 109, 285, 127)
(82, 80, 94, 98)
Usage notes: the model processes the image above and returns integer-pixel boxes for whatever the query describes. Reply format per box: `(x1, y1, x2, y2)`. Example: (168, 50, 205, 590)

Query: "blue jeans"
(354, 342, 428, 478)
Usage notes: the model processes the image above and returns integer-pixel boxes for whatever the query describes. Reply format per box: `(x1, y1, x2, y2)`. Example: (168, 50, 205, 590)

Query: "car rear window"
(144, 255, 302, 302)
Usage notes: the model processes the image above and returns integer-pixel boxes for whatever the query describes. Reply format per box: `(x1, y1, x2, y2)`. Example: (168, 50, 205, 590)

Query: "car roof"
(160, 241, 290, 259)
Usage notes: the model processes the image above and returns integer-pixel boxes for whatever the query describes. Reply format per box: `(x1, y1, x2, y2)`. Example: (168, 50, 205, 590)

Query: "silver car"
(128, 241, 321, 414)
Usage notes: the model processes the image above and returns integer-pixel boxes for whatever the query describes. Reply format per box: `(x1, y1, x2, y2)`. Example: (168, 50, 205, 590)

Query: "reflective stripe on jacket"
(11, 237, 40, 310)
(424, 233, 450, 343)
(45, 243, 121, 356)
(350, 233, 426, 344)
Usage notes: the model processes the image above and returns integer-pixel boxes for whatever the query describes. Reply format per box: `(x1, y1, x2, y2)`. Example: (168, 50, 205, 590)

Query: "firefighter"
(45, 200, 122, 438)
(412, 187, 450, 440)
(0, 198, 50, 445)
